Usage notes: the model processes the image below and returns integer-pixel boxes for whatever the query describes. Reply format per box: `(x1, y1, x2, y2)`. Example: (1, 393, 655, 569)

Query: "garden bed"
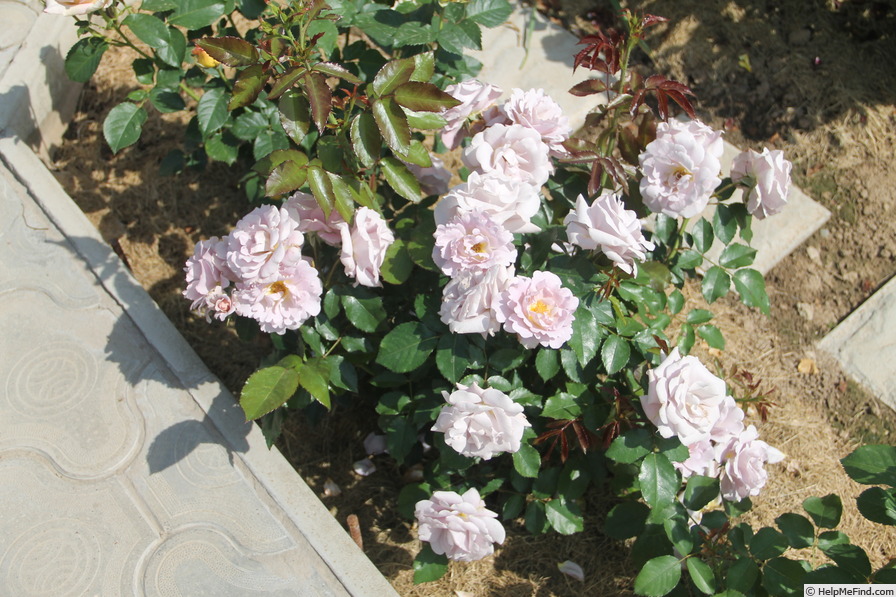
(48, 0, 896, 593)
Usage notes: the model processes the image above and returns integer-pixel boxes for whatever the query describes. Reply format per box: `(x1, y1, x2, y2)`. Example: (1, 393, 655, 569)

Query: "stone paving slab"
(471, 7, 830, 276)
(0, 138, 399, 595)
(819, 276, 896, 412)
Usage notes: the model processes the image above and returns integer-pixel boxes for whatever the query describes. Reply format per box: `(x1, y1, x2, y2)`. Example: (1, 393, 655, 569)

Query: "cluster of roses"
(642, 348, 784, 503)
(413, 82, 793, 564)
(183, 195, 394, 334)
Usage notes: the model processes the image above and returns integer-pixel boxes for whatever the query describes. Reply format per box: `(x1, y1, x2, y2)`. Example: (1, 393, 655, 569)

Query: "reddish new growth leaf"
(630, 75, 697, 121)
(534, 419, 597, 463)
(573, 29, 623, 75)
(638, 14, 668, 33)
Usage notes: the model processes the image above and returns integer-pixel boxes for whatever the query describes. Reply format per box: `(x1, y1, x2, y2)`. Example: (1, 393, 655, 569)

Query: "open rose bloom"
(415, 488, 505, 561)
(564, 192, 654, 274)
(731, 147, 793, 220)
(44, 0, 112, 15)
(432, 382, 530, 460)
(639, 119, 723, 218)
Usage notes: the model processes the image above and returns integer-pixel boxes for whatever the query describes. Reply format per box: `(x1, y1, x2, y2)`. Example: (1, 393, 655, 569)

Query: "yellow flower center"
(267, 281, 288, 296)
(470, 242, 487, 254)
(673, 165, 692, 180)
(529, 300, 551, 315)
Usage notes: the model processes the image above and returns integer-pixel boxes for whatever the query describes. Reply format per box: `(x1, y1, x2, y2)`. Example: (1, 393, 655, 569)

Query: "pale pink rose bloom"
(439, 266, 514, 337)
(415, 488, 506, 562)
(639, 120, 723, 218)
(184, 236, 231, 305)
(564, 192, 655, 275)
(284, 191, 345, 246)
(226, 205, 304, 283)
(716, 425, 785, 502)
(674, 439, 719, 479)
(503, 88, 571, 156)
(463, 124, 553, 190)
(44, 0, 112, 15)
(405, 156, 453, 197)
(730, 148, 792, 220)
(194, 285, 235, 322)
(709, 395, 746, 444)
(433, 210, 516, 277)
(434, 172, 541, 234)
(432, 382, 531, 460)
(441, 80, 504, 149)
(233, 259, 322, 335)
(641, 348, 727, 446)
(338, 207, 395, 288)
(497, 270, 579, 349)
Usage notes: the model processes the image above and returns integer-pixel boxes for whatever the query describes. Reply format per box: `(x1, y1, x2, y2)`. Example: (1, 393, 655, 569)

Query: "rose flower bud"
(192, 46, 220, 68)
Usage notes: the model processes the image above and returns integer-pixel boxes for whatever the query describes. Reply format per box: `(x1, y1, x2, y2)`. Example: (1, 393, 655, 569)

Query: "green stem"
(667, 217, 689, 261)
(110, 19, 153, 60)
(179, 81, 201, 102)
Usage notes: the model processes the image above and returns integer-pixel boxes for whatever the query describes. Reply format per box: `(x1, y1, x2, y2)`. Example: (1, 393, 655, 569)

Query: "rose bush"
(59, 1, 896, 593)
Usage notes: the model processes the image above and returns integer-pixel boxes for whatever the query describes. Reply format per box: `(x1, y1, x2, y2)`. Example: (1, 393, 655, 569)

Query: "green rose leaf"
(197, 36, 259, 66)
(683, 475, 720, 511)
(535, 348, 560, 382)
(639, 453, 679, 508)
(412, 544, 448, 584)
(713, 204, 738, 245)
(775, 513, 815, 549)
(856, 487, 896, 525)
(313, 61, 362, 85)
(803, 494, 843, 528)
(692, 218, 714, 253)
(436, 334, 473, 383)
(372, 97, 411, 155)
(376, 321, 439, 373)
(732, 268, 770, 314)
(726, 557, 759, 594)
(686, 558, 716, 595)
(123, 14, 186, 67)
(545, 498, 584, 535)
(696, 324, 725, 350)
(394, 81, 461, 112)
(381, 157, 422, 202)
(65, 37, 108, 83)
(340, 287, 386, 333)
(761, 557, 807, 596)
(465, 0, 513, 27)
(268, 65, 307, 100)
(168, 0, 226, 30)
(685, 309, 714, 325)
(701, 266, 730, 304)
(350, 113, 381, 168)
(196, 87, 229, 136)
(265, 157, 309, 197)
(840, 444, 896, 485)
(204, 130, 239, 165)
(297, 357, 331, 408)
(634, 555, 682, 597)
(606, 428, 652, 465)
(303, 72, 332, 133)
(512, 439, 540, 478)
(719, 243, 758, 269)
(749, 526, 788, 560)
(279, 90, 311, 145)
(569, 305, 600, 367)
(601, 334, 630, 374)
(372, 57, 415, 97)
(240, 365, 299, 420)
(103, 103, 148, 154)
(604, 501, 650, 540)
(822, 543, 872, 579)
(228, 64, 267, 110)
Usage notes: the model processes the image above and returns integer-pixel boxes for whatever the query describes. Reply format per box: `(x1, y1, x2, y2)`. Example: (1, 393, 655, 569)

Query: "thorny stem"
(598, 24, 638, 190)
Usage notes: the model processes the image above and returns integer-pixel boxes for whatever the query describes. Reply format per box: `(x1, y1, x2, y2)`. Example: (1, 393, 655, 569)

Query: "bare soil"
(49, 0, 896, 594)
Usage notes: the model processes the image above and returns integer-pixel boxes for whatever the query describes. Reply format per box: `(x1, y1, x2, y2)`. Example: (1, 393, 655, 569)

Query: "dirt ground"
(49, 0, 896, 594)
